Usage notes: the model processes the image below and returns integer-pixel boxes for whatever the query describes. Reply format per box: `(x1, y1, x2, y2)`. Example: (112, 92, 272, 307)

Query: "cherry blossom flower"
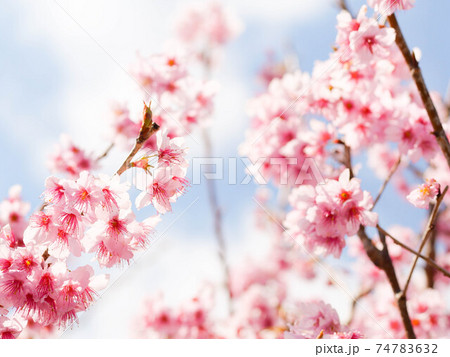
(0, 316, 23, 339)
(406, 179, 440, 209)
(156, 131, 188, 168)
(368, 0, 415, 16)
(349, 9, 396, 62)
(136, 166, 188, 214)
(285, 301, 343, 339)
(285, 169, 377, 258)
(0, 185, 30, 242)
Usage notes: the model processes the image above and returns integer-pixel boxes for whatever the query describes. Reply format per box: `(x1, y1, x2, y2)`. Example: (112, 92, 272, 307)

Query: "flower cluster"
(135, 291, 218, 339)
(352, 287, 450, 338)
(133, 0, 450, 341)
(285, 301, 363, 339)
(48, 135, 97, 178)
(2, 101, 189, 339)
(241, 5, 440, 190)
(284, 169, 378, 258)
(131, 53, 218, 139)
(0, 244, 107, 331)
(135, 131, 189, 214)
(172, 1, 243, 65)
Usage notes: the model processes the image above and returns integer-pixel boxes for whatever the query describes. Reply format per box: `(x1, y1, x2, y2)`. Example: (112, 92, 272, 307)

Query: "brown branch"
(357, 228, 416, 339)
(388, 14, 450, 169)
(377, 224, 450, 279)
(376, 227, 416, 338)
(425, 222, 438, 288)
(372, 157, 401, 209)
(338, 143, 415, 337)
(401, 186, 448, 297)
(344, 145, 416, 337)
(116, 102, 159, 176)
(335, 140, 354, 178)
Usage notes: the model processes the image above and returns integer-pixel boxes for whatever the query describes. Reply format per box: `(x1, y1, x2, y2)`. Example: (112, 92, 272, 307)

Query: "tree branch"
(347, 286, 373, 325)
(372, 156, 401, 209)
(425, 220, 438, 288)
(401, 186, 448, 297)
(377, 224, 450, 279)
(388, 14, 450, 169)
(357, 227, 416, 339)
(344, 145, 416, 337)
(375, 227, 416, 338)
(116, 102, 159, 176)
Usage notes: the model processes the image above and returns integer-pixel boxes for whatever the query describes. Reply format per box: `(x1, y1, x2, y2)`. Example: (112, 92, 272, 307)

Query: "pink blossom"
(349, 9, 396, 63)
(172, 1, 242, 66)
(0, 185, 30, 242)
(23, 211, 57, 246)
(368, 0, 415, 15)
(285, 301, 361, 339)
(48, 135, 97, 178)
(231, 284, 285, 338)
(63, 171, 101, 219)
(406, 179, 440, 209)
(108, 104, 141, 149)
(133, 53, 187, 97)
(136, 166, 188, 214)
(352, 287, 450, 338)
(156, 131, 188, 168)
(43, 176, 66, 206)
(95, 174, 131, 212)
(285, 169, 377, 258)
(0, 316, 22, 339)
(136, 290, 218, 338)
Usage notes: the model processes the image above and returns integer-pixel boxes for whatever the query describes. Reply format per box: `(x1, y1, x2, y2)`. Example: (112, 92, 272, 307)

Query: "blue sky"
(1, 0, 449, 337)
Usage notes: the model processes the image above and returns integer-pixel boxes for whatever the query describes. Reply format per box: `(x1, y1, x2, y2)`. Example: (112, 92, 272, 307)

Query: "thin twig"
(372, 157, 401, 209)
(401, 186, 448, 297)
(201, 56, 233, 315)
(116, 102, 159, 176)
(388, 14, 450, 169)
(407, 164, 424, 180)
(202, 128, 233, 314)
(377, 224, 450, 279)
(347, 287, 373, 325)
(337, 0, 352, 16)
(96, 142, 114, 162)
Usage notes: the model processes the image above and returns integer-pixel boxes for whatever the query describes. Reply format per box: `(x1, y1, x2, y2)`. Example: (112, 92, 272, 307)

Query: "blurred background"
(1, 0, 449, 337)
